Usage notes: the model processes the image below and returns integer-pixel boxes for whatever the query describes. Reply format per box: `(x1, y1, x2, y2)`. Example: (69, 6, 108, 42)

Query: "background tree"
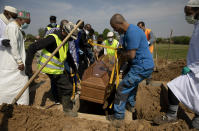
(102, 28, 110, 39)
(38, 27, 45, 38)
(26, 34, 36, 42)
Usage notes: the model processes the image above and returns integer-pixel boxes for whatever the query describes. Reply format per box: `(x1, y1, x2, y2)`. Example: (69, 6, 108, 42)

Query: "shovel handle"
(12, 20, 83, 104)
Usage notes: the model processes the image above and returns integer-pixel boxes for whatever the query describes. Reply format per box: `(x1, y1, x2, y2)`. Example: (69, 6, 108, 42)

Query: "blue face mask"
(21, 23, 29, 29)
(51, 23, 56, 27)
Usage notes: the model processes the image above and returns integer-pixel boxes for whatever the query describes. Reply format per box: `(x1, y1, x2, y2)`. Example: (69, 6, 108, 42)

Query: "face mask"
(21, 23, 29, 29)
(85, 30, 89, 35)
(108, 38, 113, 41)
(185, 15, 197, 24)
(9, 18, 14, 22)
(51, 23, 56, 27)
(108, 38, 113, 44)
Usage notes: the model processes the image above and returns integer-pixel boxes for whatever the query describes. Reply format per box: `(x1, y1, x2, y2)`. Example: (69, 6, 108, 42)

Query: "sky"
(0, 0, 194, 38)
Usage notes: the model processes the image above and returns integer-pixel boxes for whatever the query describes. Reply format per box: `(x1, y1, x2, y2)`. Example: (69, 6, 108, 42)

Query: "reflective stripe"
(41, 53, 63, 65)
(39, 61, 64, 70)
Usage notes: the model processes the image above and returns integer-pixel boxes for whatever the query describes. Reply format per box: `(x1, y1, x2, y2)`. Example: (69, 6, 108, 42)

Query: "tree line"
(25, 27, 191, 45)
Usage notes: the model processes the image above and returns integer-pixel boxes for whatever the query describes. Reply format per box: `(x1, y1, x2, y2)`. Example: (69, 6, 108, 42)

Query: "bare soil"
(0, 59, 197, 131)
(152, 59, 186, 81)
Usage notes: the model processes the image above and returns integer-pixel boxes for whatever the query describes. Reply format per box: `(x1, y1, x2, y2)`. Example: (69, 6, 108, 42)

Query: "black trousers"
(47, 73, 73, 103)
(168, 88, 180, 105)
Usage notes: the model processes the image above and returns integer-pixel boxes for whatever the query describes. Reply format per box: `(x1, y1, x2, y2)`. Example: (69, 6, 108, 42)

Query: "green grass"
(155, 43, 189, 60)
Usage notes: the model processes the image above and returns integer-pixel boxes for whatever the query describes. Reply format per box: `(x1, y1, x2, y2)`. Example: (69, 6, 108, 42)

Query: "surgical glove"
(2, 39, 11, 47)
(182, 66, 191, 75)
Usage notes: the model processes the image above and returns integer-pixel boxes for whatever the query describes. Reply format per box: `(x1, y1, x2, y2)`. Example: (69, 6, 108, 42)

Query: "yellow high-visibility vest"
(47, 25, 60, 31)
(104, 39, 118, 56)
(38, 34, 68, 74)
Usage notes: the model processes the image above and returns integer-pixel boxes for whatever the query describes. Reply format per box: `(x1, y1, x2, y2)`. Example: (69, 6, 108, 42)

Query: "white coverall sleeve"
(188, 61, 199, 74)
(6, 25, 23, 64)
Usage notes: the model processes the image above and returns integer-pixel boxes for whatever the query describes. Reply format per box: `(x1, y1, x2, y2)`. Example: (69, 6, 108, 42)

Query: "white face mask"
(185, 15, 197, 24)
(108, 38, 113, 44)
(85, 30, 89, 35)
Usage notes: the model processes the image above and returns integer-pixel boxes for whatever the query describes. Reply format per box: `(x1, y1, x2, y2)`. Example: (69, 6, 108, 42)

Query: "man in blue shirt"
(109, 14, 154, 121)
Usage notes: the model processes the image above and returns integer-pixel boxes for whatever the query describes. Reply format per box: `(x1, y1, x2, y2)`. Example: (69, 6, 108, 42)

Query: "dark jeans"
(47, 73, 73, 103)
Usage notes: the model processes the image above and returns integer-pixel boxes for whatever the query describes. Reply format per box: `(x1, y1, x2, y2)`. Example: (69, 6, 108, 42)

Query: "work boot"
(153, 114, 177, 125)
(62, 95, 78, 117)
(126, 103, 137, 120)
(108, 115, 124, 128)
(192, 114, 199, 130)
(146, 78, 151, 85)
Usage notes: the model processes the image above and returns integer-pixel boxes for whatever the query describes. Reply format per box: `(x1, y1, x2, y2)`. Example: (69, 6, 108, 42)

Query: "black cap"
(50, 16, 56, 21)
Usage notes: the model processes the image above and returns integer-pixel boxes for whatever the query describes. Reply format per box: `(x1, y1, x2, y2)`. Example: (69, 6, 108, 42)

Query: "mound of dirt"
(1, 59, 196, 131)
(152, 59, 186, 81)
(0, 83, 197, 131)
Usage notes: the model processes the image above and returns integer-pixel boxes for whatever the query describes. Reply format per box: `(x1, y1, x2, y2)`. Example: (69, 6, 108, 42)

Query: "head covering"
(187, 0, 199, 7)
(4, 6, 17, 14)
(17, 10, 30, 19)
(107, 32, 114, 37)
(63, 21, 78, 40)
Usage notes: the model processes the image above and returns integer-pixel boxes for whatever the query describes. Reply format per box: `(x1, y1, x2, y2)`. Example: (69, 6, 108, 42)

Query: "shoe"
(62, 95, 78, 117)
(146, 79, 151, 85)
(153, 114, 177, 125)
(108, 115, 124, 128)
(126, 103, 137, 120)
(64, 110, 78, 117)
(192, 114, 199, 129)
(126, 103, 135, 113)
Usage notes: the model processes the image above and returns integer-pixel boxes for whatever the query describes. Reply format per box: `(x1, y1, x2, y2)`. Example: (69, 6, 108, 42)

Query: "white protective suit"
(0, 13, 9, 47)
(167, 21, 199, 114)
(0, 21, 29, 105)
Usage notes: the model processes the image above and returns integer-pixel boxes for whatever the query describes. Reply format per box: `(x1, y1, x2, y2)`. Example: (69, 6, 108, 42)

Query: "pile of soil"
(152, 59, 186, 81)
(0, 83, 196, 131)
(0, 59, 196, 131)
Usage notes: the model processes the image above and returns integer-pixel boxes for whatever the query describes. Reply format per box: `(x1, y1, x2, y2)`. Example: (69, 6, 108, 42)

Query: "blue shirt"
(123, 24, 154, 69)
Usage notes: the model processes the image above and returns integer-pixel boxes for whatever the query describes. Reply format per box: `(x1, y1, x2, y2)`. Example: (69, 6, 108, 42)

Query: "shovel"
(11, 20, 83, 105)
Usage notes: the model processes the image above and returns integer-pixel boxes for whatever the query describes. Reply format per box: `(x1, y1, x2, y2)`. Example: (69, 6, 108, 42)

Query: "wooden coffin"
(80, 56, 114, 104)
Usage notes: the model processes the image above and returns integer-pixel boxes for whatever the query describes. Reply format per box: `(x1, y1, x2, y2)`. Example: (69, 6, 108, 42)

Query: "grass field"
(155, 43, 189, 60)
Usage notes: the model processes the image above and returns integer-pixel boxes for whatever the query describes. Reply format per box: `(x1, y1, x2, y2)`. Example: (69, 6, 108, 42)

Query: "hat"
(107, 32, 114, 37)
(4, 6, 17, 14)
(187, 0, 199, 7)
(63, 22, 78, 40)
(17, 10, 30, 19)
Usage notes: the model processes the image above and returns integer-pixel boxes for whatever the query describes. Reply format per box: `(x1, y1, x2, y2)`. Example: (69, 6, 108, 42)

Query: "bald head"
(110, 14, 129, 35)
(110, 13, 126, 25)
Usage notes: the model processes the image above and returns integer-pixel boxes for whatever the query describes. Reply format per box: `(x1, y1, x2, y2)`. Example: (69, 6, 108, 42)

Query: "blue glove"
(182, 66, 191, 75)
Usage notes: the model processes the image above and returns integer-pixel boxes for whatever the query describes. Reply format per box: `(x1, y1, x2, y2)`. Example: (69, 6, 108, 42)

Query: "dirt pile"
(152, 59, 186, 81)
(0, 104, 110, 131)
(0, 83, 197, 131)
(0, 59, 196, 131)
